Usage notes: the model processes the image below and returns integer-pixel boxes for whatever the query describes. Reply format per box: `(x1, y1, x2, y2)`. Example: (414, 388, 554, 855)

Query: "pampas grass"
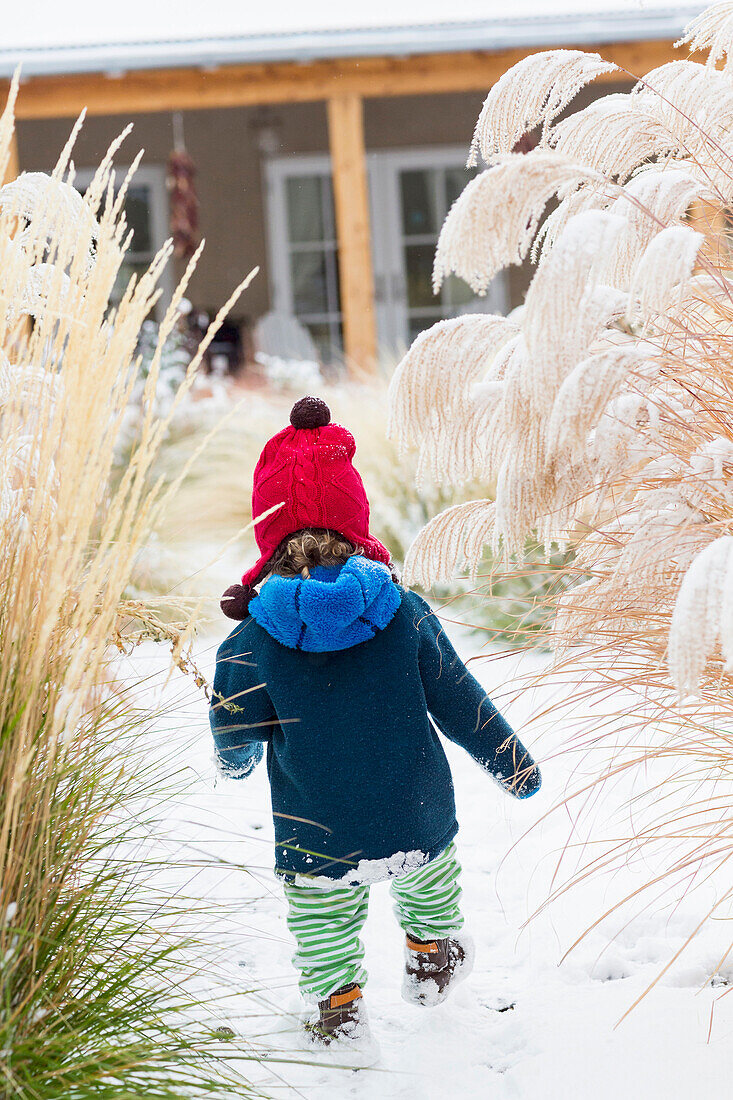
(389, 3, 733, 686)
(468, 49, 616, 164)
(0, 78, 258, 1096)
(388, 1, 733, 992)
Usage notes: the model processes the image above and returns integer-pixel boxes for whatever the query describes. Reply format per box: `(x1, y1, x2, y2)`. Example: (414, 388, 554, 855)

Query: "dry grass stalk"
(388, 2, 733, 993)
(389, 3, 733, 695)
(0, 76, 256, 1096)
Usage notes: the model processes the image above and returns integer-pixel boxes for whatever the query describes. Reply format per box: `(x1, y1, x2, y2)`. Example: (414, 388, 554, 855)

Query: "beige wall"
(17, 101, 330, 324)
(17, 94, 490, 323)
(16, 81, 627, 327)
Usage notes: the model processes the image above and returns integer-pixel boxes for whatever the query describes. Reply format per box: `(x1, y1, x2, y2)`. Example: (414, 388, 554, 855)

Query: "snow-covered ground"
(122, 623, 733, 1099)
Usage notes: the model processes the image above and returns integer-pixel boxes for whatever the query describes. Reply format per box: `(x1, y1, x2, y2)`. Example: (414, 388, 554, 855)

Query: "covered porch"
(3, 34, 681, 369)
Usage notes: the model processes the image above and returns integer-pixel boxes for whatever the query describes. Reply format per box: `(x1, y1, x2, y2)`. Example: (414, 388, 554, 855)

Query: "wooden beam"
(4, 38, 679, 121)
(327, 94, 377, 372)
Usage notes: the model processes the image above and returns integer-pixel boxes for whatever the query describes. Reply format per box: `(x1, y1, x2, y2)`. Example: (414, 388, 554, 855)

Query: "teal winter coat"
(209, 557, 540, 885)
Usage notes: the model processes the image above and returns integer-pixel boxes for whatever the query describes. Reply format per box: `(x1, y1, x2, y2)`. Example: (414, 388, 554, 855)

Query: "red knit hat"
(221, 396, 391, 619)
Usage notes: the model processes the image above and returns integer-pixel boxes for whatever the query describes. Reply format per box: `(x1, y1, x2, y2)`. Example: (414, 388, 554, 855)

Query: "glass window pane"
(286, 176, 326, 244)
(306, 320, 343, 365)
(125, 185, 152, 254)
(408, 312, 444, 344)
(444, 273, 475, 309)
(113, 258, 149, 302)
(324, 245, 341, 316)
(445, 166, 476, 209)
(321, 175, 335, 239)
(290, 249, 331, 315)
(400, 170, 437, 237)
(404, 243, 438, 309)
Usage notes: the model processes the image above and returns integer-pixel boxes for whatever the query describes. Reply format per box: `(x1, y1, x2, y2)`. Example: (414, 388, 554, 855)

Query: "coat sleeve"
(413, 594, 541, 799)
(209, 620, 279, 779)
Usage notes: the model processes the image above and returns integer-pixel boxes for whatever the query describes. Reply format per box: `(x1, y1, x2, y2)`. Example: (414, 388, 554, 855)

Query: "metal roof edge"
(0, 6, 706, 80)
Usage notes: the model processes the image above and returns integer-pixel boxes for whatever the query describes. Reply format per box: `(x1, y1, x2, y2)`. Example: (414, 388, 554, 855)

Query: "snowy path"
(124, 626, 733, 1099)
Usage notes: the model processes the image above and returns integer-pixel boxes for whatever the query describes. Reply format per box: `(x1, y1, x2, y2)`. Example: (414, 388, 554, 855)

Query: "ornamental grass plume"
(0, 77, 258, 1097)
(388, 2, 733, 994)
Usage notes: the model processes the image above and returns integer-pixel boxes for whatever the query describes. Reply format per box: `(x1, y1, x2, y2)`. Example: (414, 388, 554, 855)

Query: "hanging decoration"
(167, 112, 199, 261)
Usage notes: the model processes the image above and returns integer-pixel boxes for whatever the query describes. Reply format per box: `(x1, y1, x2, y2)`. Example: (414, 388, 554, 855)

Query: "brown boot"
(304, 983, 367, 1045)
(402, 934, 474, 1006)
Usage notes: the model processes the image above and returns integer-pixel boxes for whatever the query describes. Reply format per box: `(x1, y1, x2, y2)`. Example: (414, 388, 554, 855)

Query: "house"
(1, 1, 705, 370)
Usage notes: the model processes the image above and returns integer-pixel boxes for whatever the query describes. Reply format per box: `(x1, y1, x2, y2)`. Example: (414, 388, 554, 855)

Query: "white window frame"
(264, 155, 343, 359)
(74, 165, 173, 317)
(265, 147, 509, 357)
(368, 145, 509, 352)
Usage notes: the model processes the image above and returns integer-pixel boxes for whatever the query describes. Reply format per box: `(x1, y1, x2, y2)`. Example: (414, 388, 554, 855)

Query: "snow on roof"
(1, 1, 707, 79)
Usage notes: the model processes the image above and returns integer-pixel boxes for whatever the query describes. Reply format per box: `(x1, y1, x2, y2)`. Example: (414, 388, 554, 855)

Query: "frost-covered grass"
(388, 2, 733, 985)
(389, 3, 733, 691)
(0, 87, 261, 1098)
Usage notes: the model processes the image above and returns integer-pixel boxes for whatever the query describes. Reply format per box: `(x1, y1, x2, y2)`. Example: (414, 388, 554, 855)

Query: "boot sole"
(299, 1018, 381, 1066)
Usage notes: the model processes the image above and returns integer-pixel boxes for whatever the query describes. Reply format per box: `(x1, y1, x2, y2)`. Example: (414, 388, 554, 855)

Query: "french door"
(266, 148, 508, 362)
(265, 157, 344, 364)
(369, 147, 508, 353)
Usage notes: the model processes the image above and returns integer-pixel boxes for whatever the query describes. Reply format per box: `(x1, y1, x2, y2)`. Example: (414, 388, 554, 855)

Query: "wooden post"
(327, 94, 377, 372)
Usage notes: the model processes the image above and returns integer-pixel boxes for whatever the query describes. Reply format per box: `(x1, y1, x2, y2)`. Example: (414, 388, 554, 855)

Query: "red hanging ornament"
(167, 113, 199, 260)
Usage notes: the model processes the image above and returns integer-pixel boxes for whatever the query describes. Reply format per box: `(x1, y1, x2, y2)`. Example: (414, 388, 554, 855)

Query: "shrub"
(0, 80, 256, 1097)
(388, 3, 733, 996)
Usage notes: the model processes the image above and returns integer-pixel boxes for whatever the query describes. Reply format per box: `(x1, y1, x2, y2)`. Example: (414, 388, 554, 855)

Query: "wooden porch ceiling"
(3, 37, 679, 369)
(5, 38, 676, 120)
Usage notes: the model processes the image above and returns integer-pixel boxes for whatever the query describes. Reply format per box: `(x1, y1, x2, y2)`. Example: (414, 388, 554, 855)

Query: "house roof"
(1, 2, 706, 79)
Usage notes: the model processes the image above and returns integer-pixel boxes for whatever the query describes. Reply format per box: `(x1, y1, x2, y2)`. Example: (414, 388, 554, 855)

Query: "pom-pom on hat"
(220, 396, 391, 619)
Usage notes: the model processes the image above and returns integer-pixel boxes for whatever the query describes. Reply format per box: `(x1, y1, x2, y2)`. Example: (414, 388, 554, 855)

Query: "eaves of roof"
(0, 6, 706, 80)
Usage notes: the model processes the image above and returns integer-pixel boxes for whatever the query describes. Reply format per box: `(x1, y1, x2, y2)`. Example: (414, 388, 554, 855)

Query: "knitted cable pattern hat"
(221, 396, 392, 620)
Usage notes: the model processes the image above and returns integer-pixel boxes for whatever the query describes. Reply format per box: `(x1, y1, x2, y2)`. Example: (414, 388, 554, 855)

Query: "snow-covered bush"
(116, 300, 242, 463)
(390, 6, 733, 691)
(389, 3, 733, 985)
(136, 306, 193, 410)
(256, 350, 323, 391)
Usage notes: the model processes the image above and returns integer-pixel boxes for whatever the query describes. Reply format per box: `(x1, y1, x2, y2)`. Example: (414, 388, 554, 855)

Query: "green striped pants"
(283, 843, 464, 1000)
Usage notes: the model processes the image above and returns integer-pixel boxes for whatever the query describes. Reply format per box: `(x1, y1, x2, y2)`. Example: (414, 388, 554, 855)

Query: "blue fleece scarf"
(249, 556, 401, 652)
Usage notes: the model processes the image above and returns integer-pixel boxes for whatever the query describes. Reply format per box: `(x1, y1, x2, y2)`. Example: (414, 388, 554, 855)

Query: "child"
(211, 395, 540, 1047)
